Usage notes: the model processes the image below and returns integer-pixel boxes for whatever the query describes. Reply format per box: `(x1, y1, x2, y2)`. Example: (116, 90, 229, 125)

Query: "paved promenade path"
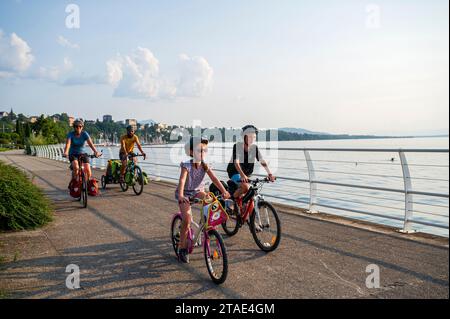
(0, 151, 448, 298)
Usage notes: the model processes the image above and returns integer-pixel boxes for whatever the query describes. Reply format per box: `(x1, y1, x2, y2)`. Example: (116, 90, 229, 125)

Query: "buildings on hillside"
(0, 111, 9, 119)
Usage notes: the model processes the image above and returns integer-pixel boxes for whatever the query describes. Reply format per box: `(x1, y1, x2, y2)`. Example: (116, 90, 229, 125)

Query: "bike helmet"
(126, 125, 134, 133)
(185, 136, 209, 157)
(73, 118, 84, 127)
(242, 124, 258, 135)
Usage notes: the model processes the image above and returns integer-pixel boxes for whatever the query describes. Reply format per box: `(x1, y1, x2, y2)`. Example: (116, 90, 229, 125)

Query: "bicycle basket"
(204, 194, 228, 228)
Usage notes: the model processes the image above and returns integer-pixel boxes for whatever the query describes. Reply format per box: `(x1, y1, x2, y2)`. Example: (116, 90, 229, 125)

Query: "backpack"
(69, 179, 81, 198)
(111, 160, 122, 179)
(88, 179, 100, 196)
(209, 181, 229, 196)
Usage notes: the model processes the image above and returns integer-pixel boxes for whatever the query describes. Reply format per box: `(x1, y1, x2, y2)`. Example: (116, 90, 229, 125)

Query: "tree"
(24, 122, 31, 138)
(15, 120, 25, 144)
(8, 108, 16, 121)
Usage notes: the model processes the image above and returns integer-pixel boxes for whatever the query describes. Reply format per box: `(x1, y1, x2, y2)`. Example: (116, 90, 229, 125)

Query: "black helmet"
(126, 125, 134, 133)
(185, 136, 209, 156)
(242, 124, 258, 135)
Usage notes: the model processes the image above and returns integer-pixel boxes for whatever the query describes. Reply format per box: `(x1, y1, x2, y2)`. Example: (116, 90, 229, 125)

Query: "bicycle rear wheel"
(204, 229, 228, 284)
(81, 173, 88, 208)
(101, 175, 107, 189)
(132, 166, 144, 195)
(250, 201, 281, 252)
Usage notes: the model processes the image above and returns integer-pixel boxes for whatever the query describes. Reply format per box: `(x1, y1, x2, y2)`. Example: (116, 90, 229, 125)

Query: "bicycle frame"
(187, 212, 207, 253)
(173, 194, 227, 253)
(124, 153, 143, 179)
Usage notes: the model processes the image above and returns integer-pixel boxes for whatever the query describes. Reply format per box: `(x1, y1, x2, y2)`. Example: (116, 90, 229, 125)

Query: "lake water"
(93, 136, 449, 237)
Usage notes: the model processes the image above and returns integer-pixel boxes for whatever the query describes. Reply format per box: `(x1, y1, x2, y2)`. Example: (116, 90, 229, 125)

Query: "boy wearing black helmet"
(227, 125, 276, 200)
(119, 125, 146, 183)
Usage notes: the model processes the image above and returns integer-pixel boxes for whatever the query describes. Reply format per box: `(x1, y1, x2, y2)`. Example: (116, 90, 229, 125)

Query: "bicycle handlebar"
(62, 153, 102, 159)
(128, 153, 145, 159)
(248, 177, 276, 184)
(188, 193, 230, 204)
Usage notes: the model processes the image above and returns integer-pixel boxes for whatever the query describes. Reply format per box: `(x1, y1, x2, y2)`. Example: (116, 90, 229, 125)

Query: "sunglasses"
(74, 125, 83, 128)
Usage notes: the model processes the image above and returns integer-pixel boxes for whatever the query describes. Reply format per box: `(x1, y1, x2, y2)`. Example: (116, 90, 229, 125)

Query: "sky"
(0, 0, 448, 135)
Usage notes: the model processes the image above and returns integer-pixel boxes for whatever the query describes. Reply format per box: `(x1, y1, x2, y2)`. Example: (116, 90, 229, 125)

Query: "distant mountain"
(139, 119, 156, 125)
(279, 127, 329, 135)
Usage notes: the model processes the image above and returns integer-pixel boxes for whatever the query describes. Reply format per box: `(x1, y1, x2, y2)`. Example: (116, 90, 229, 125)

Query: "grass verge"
(0, 160, 53, 231)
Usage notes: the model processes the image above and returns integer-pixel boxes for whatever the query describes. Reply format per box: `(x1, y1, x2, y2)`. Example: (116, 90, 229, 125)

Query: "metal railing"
(30, 144, 449, 235)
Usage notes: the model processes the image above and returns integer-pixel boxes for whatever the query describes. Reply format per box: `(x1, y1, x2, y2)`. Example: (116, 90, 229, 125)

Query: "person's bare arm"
(178, 168, 189, 203)
(87, 138, 101, 157)
(63, 138, 71, 157)
(136, 140, 146, 159)
(261, 159, 275, 182)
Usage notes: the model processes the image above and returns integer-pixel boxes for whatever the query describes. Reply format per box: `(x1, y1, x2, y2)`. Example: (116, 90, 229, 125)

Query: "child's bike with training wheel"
(170, 193, 231, 284)
(212, 177, 281, 252)
(119, 152, 146, 195)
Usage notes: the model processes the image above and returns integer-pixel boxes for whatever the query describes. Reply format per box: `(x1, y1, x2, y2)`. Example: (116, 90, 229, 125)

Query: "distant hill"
(279, 127, 329, 135)
(139, 119, 156, 125)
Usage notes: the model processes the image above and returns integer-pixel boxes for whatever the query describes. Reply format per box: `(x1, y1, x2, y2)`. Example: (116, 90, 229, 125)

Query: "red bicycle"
(212, 178, 281, 252)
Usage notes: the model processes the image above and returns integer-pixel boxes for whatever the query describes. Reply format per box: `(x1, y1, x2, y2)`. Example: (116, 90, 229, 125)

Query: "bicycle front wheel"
(221, 204, 240, 237)
(250, 201, 281, 252)
(204, 229, 228, 284)
(170, 215, 183, 257)
(81, 173, 88, 208)
(132, 166, 144, 195)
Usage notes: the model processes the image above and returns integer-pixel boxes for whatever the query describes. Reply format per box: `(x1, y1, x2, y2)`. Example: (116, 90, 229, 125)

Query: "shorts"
(119, 152, 128, 161)
(69, 154, 90, 164)
(175, 189, 200, 202)
(231, 174, 242, 185)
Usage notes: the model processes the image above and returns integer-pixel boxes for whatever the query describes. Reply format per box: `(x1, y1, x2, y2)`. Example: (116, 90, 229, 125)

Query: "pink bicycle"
(170, 193, 230, 284)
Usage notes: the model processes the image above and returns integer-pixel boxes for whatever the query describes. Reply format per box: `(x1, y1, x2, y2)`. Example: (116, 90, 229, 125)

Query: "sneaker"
(178, 248, 189, 263)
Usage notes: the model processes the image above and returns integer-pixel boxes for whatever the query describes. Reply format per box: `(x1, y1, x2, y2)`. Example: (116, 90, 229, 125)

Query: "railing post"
(304, 150, 318, 214)
(399, 151, 416, 233)
(56, 144, 61, 161)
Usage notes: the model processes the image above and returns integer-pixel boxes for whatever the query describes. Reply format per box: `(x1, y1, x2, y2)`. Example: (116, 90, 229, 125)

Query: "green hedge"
(0, 161, 52, 231)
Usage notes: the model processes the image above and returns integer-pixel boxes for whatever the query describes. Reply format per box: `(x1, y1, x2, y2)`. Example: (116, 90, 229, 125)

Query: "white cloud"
(107, 47, 165, 99)
(106, 58, 123, 87)
(177, 54, 213, 97)
(106, 48, 213, 100)
(63, 74, 106, 86)
(33, 57, 73, 82)
(0, 30, 34, 75)
(57, 35, 79, 50)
